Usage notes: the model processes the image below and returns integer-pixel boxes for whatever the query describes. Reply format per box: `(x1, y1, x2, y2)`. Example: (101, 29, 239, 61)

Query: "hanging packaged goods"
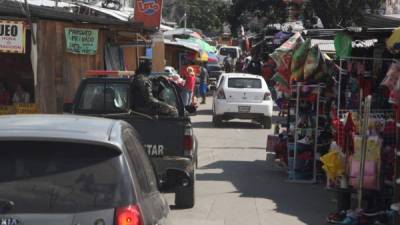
(291, 39, 311, 82)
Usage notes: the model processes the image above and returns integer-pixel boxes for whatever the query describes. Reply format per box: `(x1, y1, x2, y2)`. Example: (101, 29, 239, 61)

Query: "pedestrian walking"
(181, 67, 196, 106)
(199, 62, 209, 104)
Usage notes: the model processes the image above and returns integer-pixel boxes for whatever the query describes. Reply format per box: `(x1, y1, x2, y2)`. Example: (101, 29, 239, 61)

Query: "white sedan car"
(212, 73, 273, 128)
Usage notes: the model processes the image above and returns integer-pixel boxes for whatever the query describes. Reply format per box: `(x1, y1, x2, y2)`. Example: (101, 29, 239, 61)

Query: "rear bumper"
(152, 156, 195, 192)
(214, 99, 273, 118)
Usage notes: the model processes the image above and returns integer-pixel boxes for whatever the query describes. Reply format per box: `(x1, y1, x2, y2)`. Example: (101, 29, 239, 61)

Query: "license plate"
(238, 106, 250, 113)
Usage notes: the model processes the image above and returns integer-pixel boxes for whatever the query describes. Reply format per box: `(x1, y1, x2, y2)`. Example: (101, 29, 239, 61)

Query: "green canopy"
(177, 38, 217, 53)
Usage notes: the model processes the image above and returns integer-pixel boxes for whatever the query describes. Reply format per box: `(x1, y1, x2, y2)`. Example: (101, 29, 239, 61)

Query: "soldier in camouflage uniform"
(130, 58, 178, 117)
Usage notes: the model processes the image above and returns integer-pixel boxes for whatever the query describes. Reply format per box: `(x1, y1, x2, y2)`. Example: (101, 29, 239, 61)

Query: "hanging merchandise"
(291, 39, 311, 82)
(334, 32, 353, 59)
(270, 32, 302, 71)
(386, 27, 400, 54)
(320, 149, 345, 181)
(381, 63, 400, 91)
(304, 45, 321, 80)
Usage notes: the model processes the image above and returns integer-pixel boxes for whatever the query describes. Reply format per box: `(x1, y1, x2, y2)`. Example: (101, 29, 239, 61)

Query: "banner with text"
(65, 28, 98, 55)
(0, 20, 26, 54)
(134, 0, 163, 29)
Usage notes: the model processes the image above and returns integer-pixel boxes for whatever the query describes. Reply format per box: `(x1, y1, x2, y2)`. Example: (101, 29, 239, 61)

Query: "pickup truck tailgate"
(127, 118, 185, 157)
(105, 115, 186, 157)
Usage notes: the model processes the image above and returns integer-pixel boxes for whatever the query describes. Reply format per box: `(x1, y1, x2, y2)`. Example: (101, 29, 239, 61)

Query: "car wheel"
(263, 117, 272, 129)
(212, 115, 222, 127)
(175, 174, 195, 209)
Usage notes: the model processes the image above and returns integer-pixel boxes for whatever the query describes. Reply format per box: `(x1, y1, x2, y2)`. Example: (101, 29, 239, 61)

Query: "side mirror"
(63, 103, 73, 113)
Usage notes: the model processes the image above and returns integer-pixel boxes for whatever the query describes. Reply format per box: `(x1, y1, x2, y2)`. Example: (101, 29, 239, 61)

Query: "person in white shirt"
(12, 84, 30, 104)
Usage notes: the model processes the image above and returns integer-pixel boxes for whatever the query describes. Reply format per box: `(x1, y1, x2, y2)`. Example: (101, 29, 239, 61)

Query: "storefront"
(266, 28, 400, 224)
(0, 20, 36, 114)
(0, 2, 151, 114)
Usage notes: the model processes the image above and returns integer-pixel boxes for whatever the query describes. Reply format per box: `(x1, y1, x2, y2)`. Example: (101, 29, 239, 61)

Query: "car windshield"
(228, 78, 262, 89)
(0, 141, 132, 213)
(78, 82, 129, 113)
(219, 48, 237, 58)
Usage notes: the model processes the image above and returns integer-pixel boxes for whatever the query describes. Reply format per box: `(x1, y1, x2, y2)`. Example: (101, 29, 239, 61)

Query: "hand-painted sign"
(65, 28, 98, 55)
(0, 20, 26, 54)
(134, 0, 163, 29)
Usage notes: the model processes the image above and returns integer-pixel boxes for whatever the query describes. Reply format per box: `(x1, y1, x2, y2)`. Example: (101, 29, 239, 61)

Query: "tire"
(212, 115, 222, 127)
(175, 176, 195, 208)
(263, 117, 272, 129)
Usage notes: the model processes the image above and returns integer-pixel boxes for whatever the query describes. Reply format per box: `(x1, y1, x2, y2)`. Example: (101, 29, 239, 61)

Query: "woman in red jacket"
(181, 67, 196, 106)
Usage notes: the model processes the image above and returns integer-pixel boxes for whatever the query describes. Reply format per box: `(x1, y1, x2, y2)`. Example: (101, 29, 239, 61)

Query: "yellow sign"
(0, 105, 16, 115)
(15, 103, 37, 114)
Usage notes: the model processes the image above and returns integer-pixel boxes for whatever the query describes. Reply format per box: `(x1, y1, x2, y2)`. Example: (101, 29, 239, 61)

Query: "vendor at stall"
(0, 82, 11, 105)
(12, 84, 30, 104)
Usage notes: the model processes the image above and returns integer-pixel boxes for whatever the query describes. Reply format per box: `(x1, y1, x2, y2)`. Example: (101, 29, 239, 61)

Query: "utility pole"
(184, 0, 187, 33)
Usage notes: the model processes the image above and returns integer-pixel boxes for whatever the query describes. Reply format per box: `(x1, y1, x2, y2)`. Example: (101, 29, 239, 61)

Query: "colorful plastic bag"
(291, 39, 311, 81)
(303, 45, 321, 80)
(334, 32, 352, 59)
(320, 151, 345, 181)
(270, 32, 302, 69)
(381, 63, 400, 91)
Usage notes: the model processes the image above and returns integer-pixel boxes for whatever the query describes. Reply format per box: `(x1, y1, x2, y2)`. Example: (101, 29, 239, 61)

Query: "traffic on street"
(1, 1, 400, 225)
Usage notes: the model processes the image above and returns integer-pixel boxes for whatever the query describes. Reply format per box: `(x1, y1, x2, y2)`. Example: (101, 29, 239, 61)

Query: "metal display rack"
(287, 82, 323, 183)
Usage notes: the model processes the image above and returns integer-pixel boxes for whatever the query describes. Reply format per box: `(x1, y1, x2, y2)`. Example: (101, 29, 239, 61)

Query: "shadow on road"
(196, 160, 333, 225)
(195, 109, 213, 115)
(192, 121, 263, 129)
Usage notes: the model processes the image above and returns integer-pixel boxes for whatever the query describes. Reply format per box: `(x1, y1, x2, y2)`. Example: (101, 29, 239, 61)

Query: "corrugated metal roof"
(362, 13, 400, 28)
(164, 39, 200, 53)
(311, 39, 378, 53)
(0, 0, 145, 27)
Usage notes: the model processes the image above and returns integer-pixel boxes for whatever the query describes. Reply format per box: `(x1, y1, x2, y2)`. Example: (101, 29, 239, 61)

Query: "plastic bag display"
(334, 32, 352, 59)
(291, 39, 311, 81)
(320, 150, 345, 181)
(380, 63, 400, 91)
(304, 46, 321, 80)
(270, 32, 302, 69)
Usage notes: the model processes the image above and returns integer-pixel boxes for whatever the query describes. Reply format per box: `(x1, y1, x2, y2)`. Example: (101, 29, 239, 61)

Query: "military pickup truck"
(64, 71, 197, 208)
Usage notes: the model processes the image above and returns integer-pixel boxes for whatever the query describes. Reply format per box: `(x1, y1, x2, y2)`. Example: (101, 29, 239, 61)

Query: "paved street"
(164, 97, 334, 225)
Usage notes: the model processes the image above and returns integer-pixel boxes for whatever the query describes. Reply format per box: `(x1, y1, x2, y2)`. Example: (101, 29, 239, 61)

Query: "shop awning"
(303, 28, 394, 40)
(362, 13, 400, 28)
(164, 39, 201, 53)
(176, 38, 217, 53)
(0, 0, 143, 27)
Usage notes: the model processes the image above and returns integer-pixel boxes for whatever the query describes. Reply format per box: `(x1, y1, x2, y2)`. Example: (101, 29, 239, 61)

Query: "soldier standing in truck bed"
(130, 57, 178, 117)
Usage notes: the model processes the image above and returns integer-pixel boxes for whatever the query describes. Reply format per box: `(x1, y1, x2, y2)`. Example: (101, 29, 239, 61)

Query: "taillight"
(115, 205, 143, 225)
(264, 92, 271, 100)
(217, 89, 226, 99)
(183, 127, 194, 157)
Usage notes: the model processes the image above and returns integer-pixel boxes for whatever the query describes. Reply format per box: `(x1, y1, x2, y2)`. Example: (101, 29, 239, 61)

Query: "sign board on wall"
(0, 20, 26, 54)
(65, 28, 98, 55)
(134, 0, 163, 29)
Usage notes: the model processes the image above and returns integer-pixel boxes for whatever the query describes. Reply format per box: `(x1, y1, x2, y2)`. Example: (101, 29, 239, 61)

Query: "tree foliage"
(163, 0, 230, 35)
(227, 0, 385, 33)
(228, 0, 287, 36)
(309, 0, 385, 28)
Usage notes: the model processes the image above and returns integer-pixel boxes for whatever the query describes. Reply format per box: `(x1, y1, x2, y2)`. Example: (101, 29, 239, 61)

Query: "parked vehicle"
(212, 73, 273, 128)
(207, 63, 224, 81)
(64, 72, 197, 208)
(217, 46, 242, 67)
(0, 114, 174, 225)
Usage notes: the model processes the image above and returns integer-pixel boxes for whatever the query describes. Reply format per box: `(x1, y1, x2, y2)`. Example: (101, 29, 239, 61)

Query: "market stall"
(266, 28, 400, 224)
